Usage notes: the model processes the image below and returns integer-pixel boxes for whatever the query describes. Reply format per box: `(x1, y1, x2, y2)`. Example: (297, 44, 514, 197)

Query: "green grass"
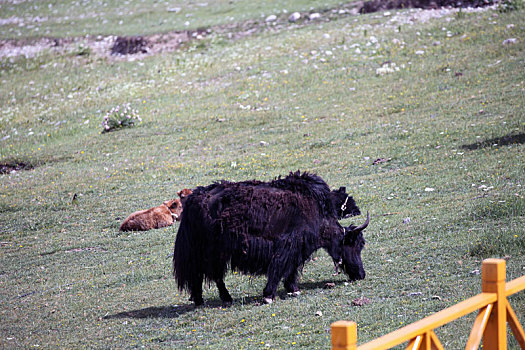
(0, 0, 356, 39)
(1, 2, 525, 349)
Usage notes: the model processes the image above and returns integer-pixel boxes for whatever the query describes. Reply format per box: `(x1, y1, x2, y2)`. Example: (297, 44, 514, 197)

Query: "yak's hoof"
(287, 291, 301, 297)
(263, 297, 274, 304)
(220, 295, 233, 304)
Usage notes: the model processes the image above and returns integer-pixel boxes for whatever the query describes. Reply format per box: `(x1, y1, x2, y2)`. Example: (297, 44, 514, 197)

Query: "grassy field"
(1, 0, 524, 348)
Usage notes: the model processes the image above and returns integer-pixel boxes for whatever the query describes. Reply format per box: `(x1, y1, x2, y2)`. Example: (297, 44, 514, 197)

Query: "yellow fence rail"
(331, 259, 525, 350)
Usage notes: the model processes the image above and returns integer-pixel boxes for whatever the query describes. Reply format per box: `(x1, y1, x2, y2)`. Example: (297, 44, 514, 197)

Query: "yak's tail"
(172, 202, 202, 293)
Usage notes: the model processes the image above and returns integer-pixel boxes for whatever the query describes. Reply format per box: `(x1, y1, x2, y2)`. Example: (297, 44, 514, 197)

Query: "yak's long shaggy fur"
(173, 171, 366, 305)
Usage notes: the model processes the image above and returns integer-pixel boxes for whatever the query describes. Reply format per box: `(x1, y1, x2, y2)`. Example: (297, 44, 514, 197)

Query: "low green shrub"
(101, 104, 141, 133)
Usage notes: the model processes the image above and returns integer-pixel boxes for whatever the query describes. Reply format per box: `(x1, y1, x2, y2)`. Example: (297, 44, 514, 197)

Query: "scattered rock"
(265, 15, 277, 23)
(308, 13, 321, 20)
(315, 310, 323, 316)
(376, 62, 399, 75)
(431, 295, 442, 300)
(65, 247, 106, 253)
(372, 157, 390, 165)
(502, 38, 518, 45)
(324, 282, 336, 289)
(289, 12, 301, 22)
(352, 297, 371, 306)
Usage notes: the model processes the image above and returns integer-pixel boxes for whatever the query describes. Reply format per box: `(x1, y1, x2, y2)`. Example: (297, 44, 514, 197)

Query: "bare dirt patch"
(0, 160, 33, 174)
(110, 36, 148, 55)
(0, 29, 209, 61)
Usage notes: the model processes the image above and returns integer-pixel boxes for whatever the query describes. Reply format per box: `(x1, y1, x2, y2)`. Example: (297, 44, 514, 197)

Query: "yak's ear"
(343, 212, 370, 244)
(338, 186, 346, 193)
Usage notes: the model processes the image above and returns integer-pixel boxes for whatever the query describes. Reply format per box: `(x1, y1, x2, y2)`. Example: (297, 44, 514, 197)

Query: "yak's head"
(336, 212, 369, 281)
(331, 187, 361, 219)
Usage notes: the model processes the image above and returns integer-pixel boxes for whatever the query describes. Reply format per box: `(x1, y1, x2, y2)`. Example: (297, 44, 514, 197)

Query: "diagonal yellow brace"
(506, 300, 525, 349)
(405, 332, 443, 350)
(465, 304, 493, 350)
(429, 330, 444, 350)
(406, 335, 422, 350)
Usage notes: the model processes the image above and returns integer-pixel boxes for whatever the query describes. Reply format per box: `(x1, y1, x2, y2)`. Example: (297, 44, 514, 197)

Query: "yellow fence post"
(481, 259, 507, 350)
(332, 321, 357, 350)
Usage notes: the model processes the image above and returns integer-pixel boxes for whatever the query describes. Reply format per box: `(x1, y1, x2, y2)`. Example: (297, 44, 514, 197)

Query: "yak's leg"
(216, 279, 233, 304)
(284, 269, 301, 297)
(190, 276, 204, 306)
(262, 264, 282, 304)
(263, 249, 299, 304)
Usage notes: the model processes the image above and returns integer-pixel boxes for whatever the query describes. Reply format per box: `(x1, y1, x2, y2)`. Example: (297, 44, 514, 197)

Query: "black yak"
(173, 171, 369, 305)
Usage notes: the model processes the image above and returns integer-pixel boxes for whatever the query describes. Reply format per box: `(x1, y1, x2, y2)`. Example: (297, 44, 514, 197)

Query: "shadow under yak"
(103, 279, 345, 319)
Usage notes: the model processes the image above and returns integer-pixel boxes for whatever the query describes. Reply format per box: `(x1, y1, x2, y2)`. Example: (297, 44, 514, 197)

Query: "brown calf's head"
(164, 198, 183, 221)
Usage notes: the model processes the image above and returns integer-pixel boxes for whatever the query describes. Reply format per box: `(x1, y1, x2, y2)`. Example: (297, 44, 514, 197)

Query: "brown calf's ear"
(163, 199, 179, 208)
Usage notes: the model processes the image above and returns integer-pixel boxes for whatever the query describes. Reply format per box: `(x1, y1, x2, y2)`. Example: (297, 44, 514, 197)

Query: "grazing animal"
(173, 171, 369, 305)
(120, 199, 182, 232)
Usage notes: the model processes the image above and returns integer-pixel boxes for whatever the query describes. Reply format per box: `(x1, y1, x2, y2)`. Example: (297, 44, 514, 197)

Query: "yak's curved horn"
(350, 211, 370, 233)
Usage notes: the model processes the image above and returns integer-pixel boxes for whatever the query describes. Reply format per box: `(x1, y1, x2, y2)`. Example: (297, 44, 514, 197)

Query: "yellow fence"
(331, 259, 525, 350)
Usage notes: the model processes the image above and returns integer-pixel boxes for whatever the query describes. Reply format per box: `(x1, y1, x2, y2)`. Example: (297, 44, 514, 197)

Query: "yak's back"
(269, 171, 333, 216)
(185, 171, 334, 219)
